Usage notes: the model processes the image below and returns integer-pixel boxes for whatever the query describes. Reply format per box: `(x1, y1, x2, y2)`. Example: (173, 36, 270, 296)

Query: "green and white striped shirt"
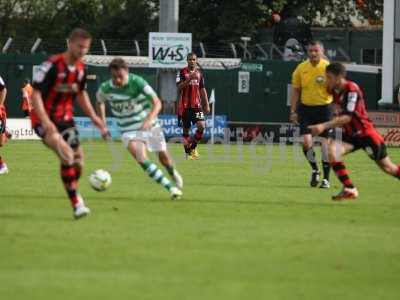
(97, 73, 158, 133)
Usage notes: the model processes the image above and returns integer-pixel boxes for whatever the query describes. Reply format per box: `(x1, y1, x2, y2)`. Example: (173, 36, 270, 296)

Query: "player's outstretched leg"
(376, 157, 400, 179)
(128, 141, 182, 200)
(320, 139, 331, 189)
(44, 132, 90, 219)
(0, 155, 8, 174)
(329, 140, 358, 201)
(302, 134, 320, 187)
(158, 151, 183, 189)
(60, 163, 89, 219)
(182, 132, 192, 158)
(189, 121, 205, 159)
(0, 133, 9, 174)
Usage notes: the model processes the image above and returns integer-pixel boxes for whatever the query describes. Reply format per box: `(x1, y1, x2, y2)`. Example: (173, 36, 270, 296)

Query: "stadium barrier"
(7, 119, 39, 140)
(7, 116, 227, 141)
(0, 55, 382, 124)
(8, 116, 399, 147)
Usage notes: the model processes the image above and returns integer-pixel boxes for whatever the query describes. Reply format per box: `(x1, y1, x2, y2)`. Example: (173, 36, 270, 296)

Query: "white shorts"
(121, 126, 167, 152)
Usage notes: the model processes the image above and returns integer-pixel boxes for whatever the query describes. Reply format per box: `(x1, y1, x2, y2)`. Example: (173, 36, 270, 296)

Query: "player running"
(31, 28, 108, 219)
(0, 75, 11, 175)
(177, 52, 210, 160)
(309, 62, 400, 200)
(96, 58, 183, 200)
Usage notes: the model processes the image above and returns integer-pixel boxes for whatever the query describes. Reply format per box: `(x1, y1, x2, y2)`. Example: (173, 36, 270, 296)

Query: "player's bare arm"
(0, 87, 6, 106)
(200, 88, 210, 114)
(76, 90, 108, 138)
(290, 86, 300, 124)
(141, 95, 162, 131)
(308, 115, 352, 136)
(95, 97, 107, 124)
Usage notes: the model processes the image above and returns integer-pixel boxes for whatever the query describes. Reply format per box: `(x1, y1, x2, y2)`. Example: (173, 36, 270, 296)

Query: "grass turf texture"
(1, 140, 400, 300)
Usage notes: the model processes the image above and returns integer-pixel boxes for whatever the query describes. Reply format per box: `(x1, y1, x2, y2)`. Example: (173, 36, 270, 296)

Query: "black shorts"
(0, 117, 5, 135)
(23, 110, 30, 118)
(34, 121, 80, 149)
(342, 133, 387, 161)
(298, 103, 333, 137)
(181, 108, 205, 129)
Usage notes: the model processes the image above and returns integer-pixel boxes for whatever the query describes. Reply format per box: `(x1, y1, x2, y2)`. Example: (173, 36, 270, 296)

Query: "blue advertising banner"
(75, 115, 227, 140)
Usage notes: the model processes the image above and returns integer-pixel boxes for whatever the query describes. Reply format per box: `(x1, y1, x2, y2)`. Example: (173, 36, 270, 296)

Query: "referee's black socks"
(303, 147, 319, 171)
(322, 161, 331, 181)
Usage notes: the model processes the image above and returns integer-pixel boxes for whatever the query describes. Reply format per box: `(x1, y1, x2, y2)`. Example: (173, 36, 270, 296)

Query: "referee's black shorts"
(298, 103, 333, 138)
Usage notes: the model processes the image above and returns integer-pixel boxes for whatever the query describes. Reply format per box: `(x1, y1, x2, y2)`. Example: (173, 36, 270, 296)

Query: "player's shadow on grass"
(185, 198, 334, 208)
(190, 183, 308, 189)
(0, 212, 32, 220)
(103, 195, 338, 208)
(0, 211, 73, 222)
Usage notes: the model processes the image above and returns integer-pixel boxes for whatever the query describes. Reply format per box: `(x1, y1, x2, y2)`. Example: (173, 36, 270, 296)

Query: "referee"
(290, 40, 333, 188)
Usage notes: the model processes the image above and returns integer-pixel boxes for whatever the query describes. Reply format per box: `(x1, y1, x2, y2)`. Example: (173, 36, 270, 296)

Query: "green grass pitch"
(1, 140, 400, 300)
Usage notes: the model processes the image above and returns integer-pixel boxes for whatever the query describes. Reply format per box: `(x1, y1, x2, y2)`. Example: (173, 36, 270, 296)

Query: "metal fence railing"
(0, 36, 382, 65)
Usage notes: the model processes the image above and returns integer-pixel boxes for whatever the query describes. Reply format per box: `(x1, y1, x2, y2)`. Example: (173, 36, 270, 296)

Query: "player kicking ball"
(96, 58, 183, 200)
(309, 62, 400, 200)
(31, 29, 108, 219)
(177, 53, 210, 160)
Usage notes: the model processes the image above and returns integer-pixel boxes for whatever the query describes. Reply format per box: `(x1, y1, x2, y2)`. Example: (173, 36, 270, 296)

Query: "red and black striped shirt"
(333, 80, 376, 137)
(177, 67, 205, 116)
(31, 54, 86, 126)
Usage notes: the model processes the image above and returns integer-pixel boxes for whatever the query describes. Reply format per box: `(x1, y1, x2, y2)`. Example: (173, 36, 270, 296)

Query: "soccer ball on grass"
(89, 169, 112, 192)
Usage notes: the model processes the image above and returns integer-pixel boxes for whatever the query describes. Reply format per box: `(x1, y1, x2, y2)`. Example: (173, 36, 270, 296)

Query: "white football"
(89, 169, 112, 192)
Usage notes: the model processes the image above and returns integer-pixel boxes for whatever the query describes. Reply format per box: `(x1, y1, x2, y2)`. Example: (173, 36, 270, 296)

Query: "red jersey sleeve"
(342, 91, 358, 115)
(0, 76, 5, 91)
(342, 82, 361, 115)
(199, 73, 205, 89)
(32, 60, 57, 94)
(79, 69, 87, 92)
(176, 69, 186, 85)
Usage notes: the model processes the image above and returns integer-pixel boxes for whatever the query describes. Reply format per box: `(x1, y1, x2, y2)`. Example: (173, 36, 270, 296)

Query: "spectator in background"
(265, 11, 281, 28)
(21, 78, 33, 117)
(273, 8, 312, 49)
(283, 38, 304, 61)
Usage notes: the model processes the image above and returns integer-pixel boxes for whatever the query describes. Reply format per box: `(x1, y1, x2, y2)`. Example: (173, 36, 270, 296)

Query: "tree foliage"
(263, 0, 383, 26)
(179, 0, 268, 41)
(0, 0, 383, 42)
(0, 0, 159, 39)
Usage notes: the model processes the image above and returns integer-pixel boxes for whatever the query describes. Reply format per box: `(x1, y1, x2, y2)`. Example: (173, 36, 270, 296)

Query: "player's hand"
(141, 119, 152, 131)
(308, 124, 325, 136)
(189, 72, 197, 80)
(203, 105, 210, 114)
(100, 126, 111, 141)
(290, 112, 298, 124)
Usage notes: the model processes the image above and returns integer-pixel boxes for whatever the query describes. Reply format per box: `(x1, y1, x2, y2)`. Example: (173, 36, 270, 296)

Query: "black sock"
(331, 162, 354, 188)
(190, 140, 198, 150)
(165, 165, 175, 176)
(322, 161, 330, 181)
(303, 148, 318, 171)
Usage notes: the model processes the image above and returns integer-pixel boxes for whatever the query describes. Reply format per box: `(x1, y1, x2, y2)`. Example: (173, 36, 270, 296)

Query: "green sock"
(140, 160, 172, 191)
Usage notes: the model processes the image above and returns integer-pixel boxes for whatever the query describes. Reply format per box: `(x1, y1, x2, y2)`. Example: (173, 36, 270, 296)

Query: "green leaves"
(0, 0, 383, 42)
